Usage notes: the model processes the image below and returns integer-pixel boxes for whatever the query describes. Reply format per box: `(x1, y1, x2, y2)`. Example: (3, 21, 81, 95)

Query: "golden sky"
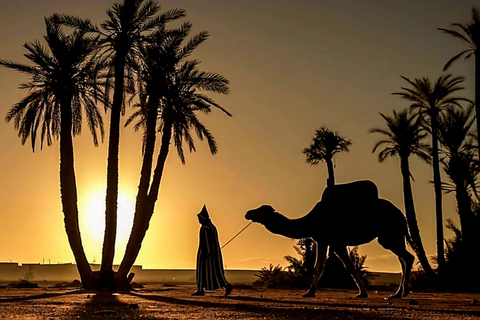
(0, 0, 477, 272)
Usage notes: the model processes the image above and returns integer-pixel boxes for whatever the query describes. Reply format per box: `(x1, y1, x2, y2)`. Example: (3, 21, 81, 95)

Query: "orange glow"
(0, 0, 473, 273)
(79, 187, 134, 263)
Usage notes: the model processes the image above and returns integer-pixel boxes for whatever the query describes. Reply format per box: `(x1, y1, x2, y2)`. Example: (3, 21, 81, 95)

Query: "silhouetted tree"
(303, 126, 351, 188)
(52, 0, 185, 286)
(284, 239, 316, 282)
(439, 7, 480, 156)
(370, 109, 434, 278)
(438, 105, 479, 248)
(254, 264, 286, 288)
(284, 242, 369, 289)
(394, 75, 468, 276)
(1, 18, 107, 288)
(115, 26, 231, 288)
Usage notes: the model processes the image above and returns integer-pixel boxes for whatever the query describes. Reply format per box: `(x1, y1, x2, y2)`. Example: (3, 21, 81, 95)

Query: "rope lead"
(221, 221, 253, 249)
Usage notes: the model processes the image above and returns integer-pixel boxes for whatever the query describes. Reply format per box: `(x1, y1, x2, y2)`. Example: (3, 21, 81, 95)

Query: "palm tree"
(303, 126, 351, 188)
(113, 26, 231, 288)
(439, 8, 480, 153)
(52, 0, 186, 281)
(1, 18, 106, 288)
(393, 75, 469, 275)
(438, 105, 478, 247)
(370, 109, 434, 277)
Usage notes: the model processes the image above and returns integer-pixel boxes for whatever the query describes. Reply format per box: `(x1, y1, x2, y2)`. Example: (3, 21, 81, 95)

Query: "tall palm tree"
(303, 126, 351, 188)
(439, 7, 480, 153)
(1, 18, 106, 288)
(438, 105, 478, 247)
(370, 109, 434, 277)
(113, 26, 231, 288)
(393, 75, 469, 275)
(52, 0, 186, 280)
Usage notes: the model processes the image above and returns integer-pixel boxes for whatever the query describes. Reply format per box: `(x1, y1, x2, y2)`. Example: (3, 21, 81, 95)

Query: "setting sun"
(80, 188, 135, 263)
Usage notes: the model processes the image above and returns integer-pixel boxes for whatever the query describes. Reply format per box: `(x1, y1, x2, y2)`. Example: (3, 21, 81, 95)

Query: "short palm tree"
(439, 7, 480, 153)
(52, 0, 186, 280)
(438, 105, 478, 247)
(370, 109, 434, 277)
(0, 18, 106, 288)
(393, 75, 468, 275)
(303, 126, 351, 188)
(114, 26, 231, 287)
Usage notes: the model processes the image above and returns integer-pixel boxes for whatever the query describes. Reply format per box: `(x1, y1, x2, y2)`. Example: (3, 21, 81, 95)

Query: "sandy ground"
(1, 284, 480, 319)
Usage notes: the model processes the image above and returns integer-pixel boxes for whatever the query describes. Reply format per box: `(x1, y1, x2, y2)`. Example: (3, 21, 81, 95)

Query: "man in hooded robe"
(192, 205, 233, 296)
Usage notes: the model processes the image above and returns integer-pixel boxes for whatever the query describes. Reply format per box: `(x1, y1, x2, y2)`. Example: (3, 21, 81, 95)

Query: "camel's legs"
(378, 237, 414, 298)
(331, 246, 368, 298)
(391, 246, 414, 298)
(303, 243, 328, 298)
(391, 256, 407, 298)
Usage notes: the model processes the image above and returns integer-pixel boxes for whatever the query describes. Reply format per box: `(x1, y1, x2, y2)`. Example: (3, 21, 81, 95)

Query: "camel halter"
(221, 222, 253, 249)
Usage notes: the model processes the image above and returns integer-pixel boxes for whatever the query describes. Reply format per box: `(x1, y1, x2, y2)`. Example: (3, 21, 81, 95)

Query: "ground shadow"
(127, 291, 390, 319)
(0, 289, 83, 302)
(68, 291, 139, 319)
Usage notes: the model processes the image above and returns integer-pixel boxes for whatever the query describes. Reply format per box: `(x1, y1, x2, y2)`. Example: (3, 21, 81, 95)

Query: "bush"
(441, 219, 480, 292)
(254, 264, 287, 288)
(255, 240, 371, 289)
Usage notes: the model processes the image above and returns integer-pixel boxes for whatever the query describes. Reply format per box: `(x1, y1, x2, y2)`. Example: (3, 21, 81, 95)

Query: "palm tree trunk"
(475, 53, 480, 159)
(400, 155, 434, 277)
(325, 157, 335, 187)
(431, 123, 445, 275)
(115, 118, 173, 287)
(101, 54, 126, 277)
(454, 180, 475, 246)
(59, 96, 94, 288)
(137, 97, 160, 198)
(452, 176, 478, 284)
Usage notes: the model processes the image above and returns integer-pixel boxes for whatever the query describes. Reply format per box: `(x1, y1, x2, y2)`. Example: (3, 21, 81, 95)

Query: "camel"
(245, 180, 414, 299)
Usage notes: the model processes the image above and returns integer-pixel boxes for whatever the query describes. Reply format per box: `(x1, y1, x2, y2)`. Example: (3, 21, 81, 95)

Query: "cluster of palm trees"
(373, 9, 480, 284)
(371, 75, 474, 280)
(0, 0, 231, 289)
(304, 8, 480, 287)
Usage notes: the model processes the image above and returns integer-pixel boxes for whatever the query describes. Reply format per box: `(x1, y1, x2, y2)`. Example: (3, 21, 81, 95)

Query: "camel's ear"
(261, 205, 275, 214)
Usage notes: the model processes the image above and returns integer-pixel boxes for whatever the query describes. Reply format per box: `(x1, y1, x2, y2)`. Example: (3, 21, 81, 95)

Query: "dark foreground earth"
(1, 284, 480, 319)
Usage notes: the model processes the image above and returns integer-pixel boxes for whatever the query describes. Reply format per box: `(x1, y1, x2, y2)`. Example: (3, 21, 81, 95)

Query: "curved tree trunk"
(59, 96, 95, 288)
(400, 155, 434, 277)
(101, 53, 126, 285)
(115, 117, 173, 288)
(136, 98, 160, 200)
(431, 121, 445, 276)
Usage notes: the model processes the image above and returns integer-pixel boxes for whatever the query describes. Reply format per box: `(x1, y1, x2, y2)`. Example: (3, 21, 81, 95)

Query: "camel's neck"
(263, 212, 313, 239)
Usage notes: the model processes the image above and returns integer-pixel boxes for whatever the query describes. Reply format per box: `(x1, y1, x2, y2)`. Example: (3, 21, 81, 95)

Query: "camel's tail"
(405, 232, 415, 249)
(405, 227, 425, 261)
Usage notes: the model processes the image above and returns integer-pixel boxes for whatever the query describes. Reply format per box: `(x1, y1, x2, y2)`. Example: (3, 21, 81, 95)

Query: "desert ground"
(1, 284, 480, 319)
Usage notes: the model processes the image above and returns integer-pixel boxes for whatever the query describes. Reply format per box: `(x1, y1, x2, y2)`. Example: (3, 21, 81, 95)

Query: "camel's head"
(245, 205, 276, 225)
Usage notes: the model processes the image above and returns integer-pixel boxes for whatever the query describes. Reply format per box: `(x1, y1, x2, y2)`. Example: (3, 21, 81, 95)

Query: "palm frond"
(50, 13, 98, 33)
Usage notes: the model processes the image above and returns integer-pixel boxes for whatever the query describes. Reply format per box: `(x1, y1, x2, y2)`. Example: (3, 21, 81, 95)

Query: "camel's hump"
(321, 180, 379, 204)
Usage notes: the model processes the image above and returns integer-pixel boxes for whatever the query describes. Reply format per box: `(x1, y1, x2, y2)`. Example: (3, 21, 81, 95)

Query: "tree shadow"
(69, 291, 138, 319)
(126, 291, 389, 319)
(0, 289, 83, 302)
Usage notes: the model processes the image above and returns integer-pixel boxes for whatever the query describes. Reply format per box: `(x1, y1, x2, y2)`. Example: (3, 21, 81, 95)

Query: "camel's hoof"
(402, 290, 411, 298)
(388, 292, 402, 299)
(356, 293, 368, 299)
(303, 291, 315, 298)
